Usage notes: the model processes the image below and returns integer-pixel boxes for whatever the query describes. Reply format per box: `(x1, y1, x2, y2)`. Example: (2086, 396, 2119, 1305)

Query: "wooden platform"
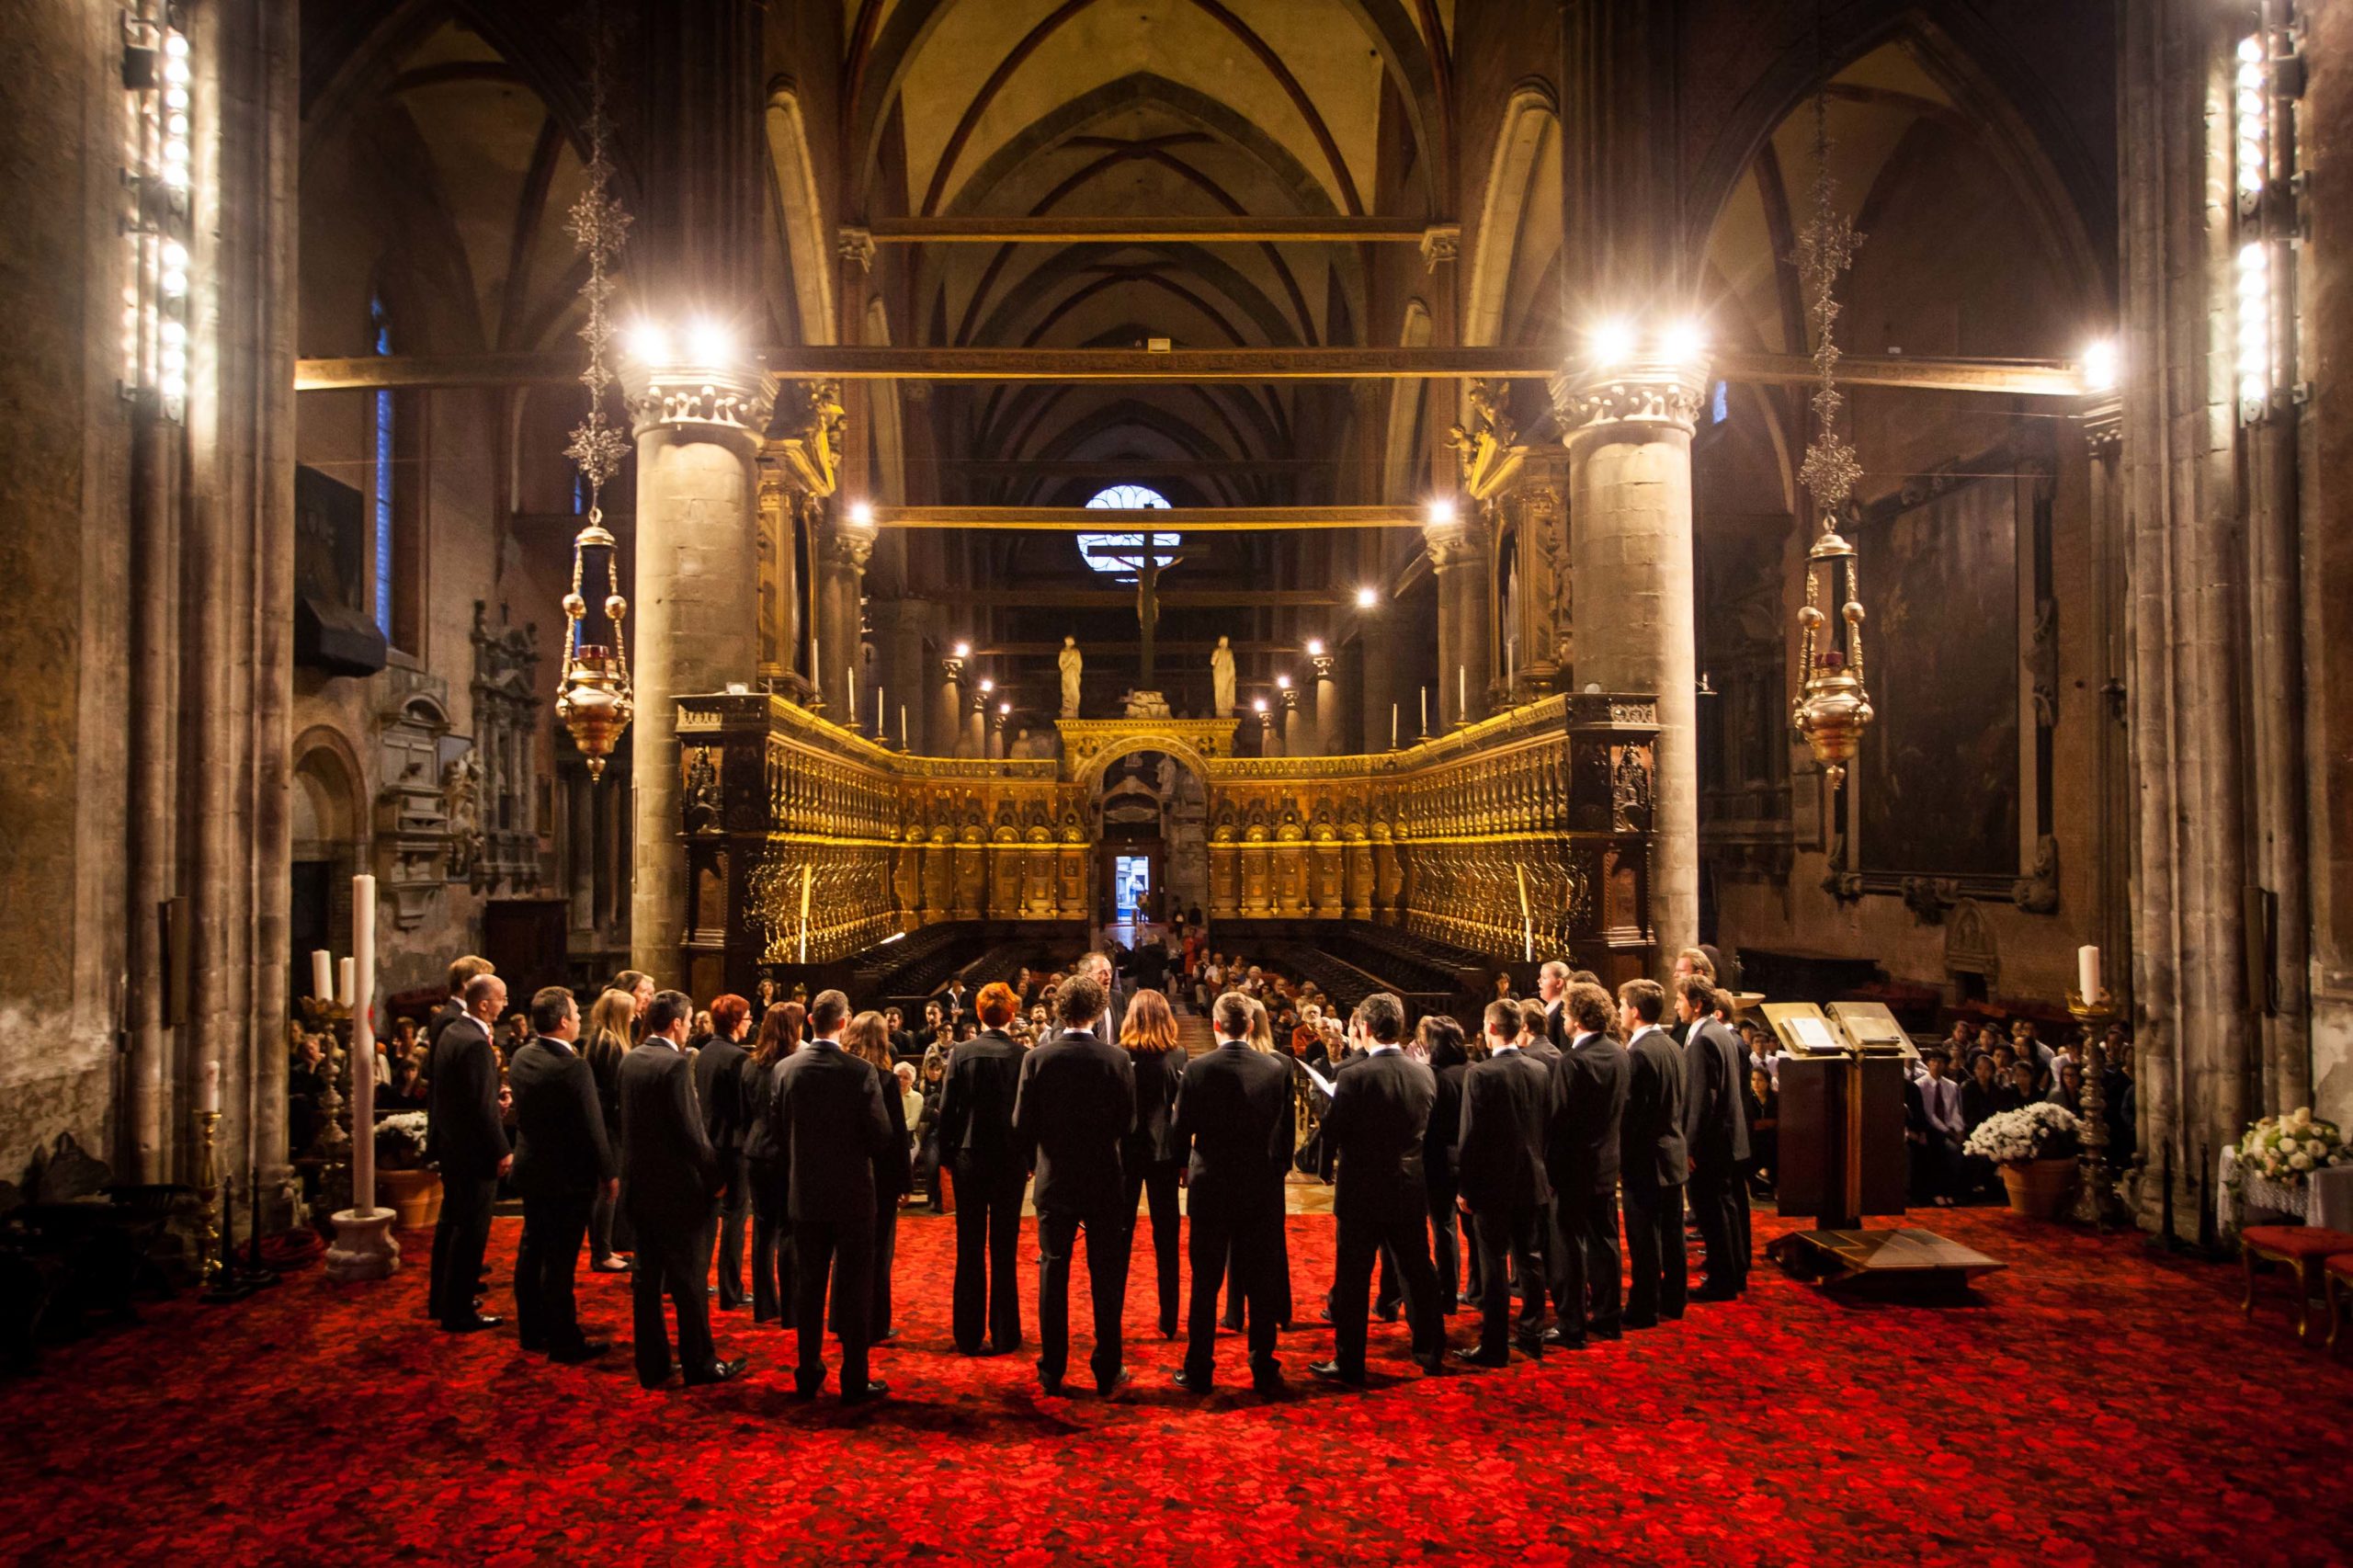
(1767, 1226, 2006, 1300)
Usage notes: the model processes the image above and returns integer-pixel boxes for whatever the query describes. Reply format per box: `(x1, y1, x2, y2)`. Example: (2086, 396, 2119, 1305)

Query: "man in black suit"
(1312, 994, 1444, 1384)
(619, 989, 745, 1390)
(1518, 999, 1563, 1063)
(936, 982, 1030, 1355)
(1544, 982, 1631, 1347)
(1677, 975, 1752, 1300)
(1619, 978, 1689, 1327)
(1455, 999, 1554, 1364)
(1077, 949, 1127, 1051)
(508, 985, 616, 1363)
(691, 994, 755, 1312)
(1012, 973, 1137, 1396)
(1171, 989, 1293, 1393)
(772, 989, 899, 1401)
(426, 971, 509, 1332)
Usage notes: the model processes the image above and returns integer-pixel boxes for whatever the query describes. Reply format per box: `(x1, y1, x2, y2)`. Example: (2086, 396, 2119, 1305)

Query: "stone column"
(935, 652, 966, 758)
(1311, 650, 1340, 755)
(754, 460, 801, 688)
(1280, 685, 1304, 757)
(871, 598, 925, 749)
(813, 508, 875, 720)
(1425, 514, 1493, 728)
(1259, 704, 1283, 758)
(1551, 353, 1709, 960)
(568, 772, 597, 934)
(967, 684, 989, 759)
(622, 359, 778, 980)
(2085, 397, 2132, 1017)
(987, 707, 1006, 761)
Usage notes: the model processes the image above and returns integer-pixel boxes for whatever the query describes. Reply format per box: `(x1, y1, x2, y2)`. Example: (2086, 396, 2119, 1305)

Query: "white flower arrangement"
(1962, 1102, 2081, 1166)
(2231, 1108, 2352, 1189)
(374, 1109, 432, 1169)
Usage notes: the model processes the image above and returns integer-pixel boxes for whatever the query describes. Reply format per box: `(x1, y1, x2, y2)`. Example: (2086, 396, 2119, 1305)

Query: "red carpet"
(5, 1206, 2352, 1566)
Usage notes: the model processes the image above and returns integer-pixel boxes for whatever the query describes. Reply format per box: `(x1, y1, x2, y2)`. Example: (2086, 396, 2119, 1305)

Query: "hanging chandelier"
(1790, 93, 1873, 790)
(555, 28, 633, 781)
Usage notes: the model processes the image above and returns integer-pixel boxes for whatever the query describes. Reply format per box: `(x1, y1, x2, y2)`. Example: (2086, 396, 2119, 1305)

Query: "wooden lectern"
(1761, 1002, 2003, 1295)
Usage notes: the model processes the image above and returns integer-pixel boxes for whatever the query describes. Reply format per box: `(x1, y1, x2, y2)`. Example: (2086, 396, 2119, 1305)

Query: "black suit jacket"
(691, 1033, 753, 1153)
(426, 1014, 508, 1181)
(1522, 1034, 1563, 1064)
(868, 1056, 913, 1200)
(1622, 1027, 1690, 1187)
(936, 1031, 1027, 1172)
(1171, 1040, 1293, 1210)
(1682, 1017, 1752, 1169)
(1321, 1049, 1437, 1223)
(771, 1040, 898, 1223)
(1426, 1060, 1469, 1199)
(1547, 1030, 1631, 1194)
(617, 1040, 722, 1226)
(1456, 1048, 1553, 1213)
(1124, 1044, 1188, 1167)
(1013, 1027, 1136, 1214)
(508, 1038, 615, 1199)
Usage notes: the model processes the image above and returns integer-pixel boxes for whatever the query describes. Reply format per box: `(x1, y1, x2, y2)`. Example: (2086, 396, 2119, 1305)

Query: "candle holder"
(2066, 987, 2119, 1230)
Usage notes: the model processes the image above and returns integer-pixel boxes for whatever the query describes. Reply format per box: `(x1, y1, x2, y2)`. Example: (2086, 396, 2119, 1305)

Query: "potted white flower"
(1962, 1103, 2082, 1219)
(373, 1111, 439, 1229)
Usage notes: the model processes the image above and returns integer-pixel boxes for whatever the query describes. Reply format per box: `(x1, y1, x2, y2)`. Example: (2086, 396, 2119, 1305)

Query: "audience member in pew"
(1744, 1067, 1779, 1198)
(1490, 972, 1518, 1004)
(886, 1007, 917, 1061)
(1993, 1059, 2037, 1115)
(2046, 1059, 2086, 1119)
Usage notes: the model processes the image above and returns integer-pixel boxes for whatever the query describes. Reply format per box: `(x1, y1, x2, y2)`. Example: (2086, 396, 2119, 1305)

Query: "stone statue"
(1059, 635, 1083, 717)
(1211, 635, 1236, 719)
(441, 751, 483, 882)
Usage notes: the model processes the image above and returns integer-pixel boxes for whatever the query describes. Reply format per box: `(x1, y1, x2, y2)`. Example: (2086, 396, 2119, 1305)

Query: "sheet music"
(1790, 1015, 1841, 1052)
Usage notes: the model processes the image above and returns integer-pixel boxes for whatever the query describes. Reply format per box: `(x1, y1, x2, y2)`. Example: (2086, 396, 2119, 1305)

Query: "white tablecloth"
(2217, 1148, 2353, 1233)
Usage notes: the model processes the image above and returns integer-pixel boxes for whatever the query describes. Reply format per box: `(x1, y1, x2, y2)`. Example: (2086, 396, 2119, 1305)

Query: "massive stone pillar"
(813, 508, 875, 721)
(1425, 514, 1492, 729)
(1311, 648, 1340, 755)
(754, 459, 801, 688)
(2085, 399, 2133, 1017)
(936, 651, 966, 757)
(872, 598, 926, 749)
(621, 359, 777, 980)
(1552, 355, 1708, 961)
(1279, 685, 1304, 757)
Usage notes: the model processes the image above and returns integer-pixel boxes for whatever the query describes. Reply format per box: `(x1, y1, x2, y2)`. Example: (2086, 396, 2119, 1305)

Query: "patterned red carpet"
(5, 1206, 2351, 1566)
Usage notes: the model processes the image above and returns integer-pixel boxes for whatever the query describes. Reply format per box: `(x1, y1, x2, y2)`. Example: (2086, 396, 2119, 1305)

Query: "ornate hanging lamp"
(1789, 93, 1873, 790)
(555, 33, 634, 780)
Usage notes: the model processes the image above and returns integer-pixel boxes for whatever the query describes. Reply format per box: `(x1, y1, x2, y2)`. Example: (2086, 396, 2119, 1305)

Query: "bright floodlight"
(1252, 698, 1268, 713)
(978, 677, 994, 694)
(1425, 497, 1457, 528)
(685, 317, 733, 367)
(952, 641, 971, 658)
(998, 701, 1011, 716)
(1277, 674, 1292, 690)
(1355, 585, 1380, 609)
(1306, 638, 1325, 656)
(1589, 316, 1636, 367)
(624, 321, 672, 364)
(2081, 338, 2120, 393)
(848, 500, 876, 528)
(1660, 318, 1706, 364)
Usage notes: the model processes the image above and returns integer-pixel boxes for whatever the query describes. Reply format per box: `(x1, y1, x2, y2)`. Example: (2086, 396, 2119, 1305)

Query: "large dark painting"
(1855, 472, 2018, 876)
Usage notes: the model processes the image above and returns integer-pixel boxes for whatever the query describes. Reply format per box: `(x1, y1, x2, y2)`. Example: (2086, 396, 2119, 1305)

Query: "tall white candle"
(901, 702, 909, 750)
(337, 957, 354, 1008)
(1459, 664, 1467, 720)
(877, 685, 885, 739)
(810, 631, 820, 698)
(847, 669, 858, 724)
(2078, 944, 2101, 1000)
(1419, 687, 1428, 735)
(311, 949, 333, 1003)
(1391, 703, 1399, 749)
(201, 1056, 222, 1114)
(351, 873, 379, 1216)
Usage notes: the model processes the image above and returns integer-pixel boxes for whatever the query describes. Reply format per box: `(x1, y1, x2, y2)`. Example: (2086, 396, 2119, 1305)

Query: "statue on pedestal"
(1211, 635, 1236, 718)
(1059, 636, 1083, 718)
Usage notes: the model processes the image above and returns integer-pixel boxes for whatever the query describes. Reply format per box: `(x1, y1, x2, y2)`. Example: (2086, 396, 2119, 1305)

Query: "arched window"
(1077, 484, 1180, 578)
(367, 290, 423, 652)
(369, 293, 395, 640)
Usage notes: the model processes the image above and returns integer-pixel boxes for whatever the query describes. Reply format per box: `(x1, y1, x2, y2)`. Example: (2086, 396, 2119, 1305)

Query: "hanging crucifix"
(1124, 530, 1182, 687)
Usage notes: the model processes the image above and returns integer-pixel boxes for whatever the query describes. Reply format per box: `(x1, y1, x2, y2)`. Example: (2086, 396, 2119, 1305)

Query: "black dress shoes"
(441, 1313, 504, 1333)
(1450, 1346, 1508, 1368)
(1691, 1280, 1742, 1302)
(550, 1339, 610, 1365)
(1415, 1353, 1447, 1375)
(1541, 1327, 1588, 1349)
(1307, 1360, 1364, 1386)
(842, 1379, 889, 1403)
(872, 1329, 901, 1346)
(1251, 1369, 1286, 1396)
(1038, 1375, 1064, 1397)
(683, 1356, 749, 1386)
(1097, 1369, 1133, 1397)
(1173, 1367, 1211, 1393)
(1374, 1301, 1402, 1324)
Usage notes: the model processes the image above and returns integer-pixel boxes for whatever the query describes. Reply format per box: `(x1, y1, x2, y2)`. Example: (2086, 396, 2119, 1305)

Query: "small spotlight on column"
(1276, 674, 1292, 690)
(952, 641, 971, 658)
(1426, 497, 1457, 528)
(685, 317, 733, 367)
(1306, 638, 1325, 656)
(2081, 338, 2120, 393)
(848, 499, 876, 528)
(978, 677, 994, 694)
(1589, 316, 1636, 367)
(1252, 698, 1268, 714)
(624, 321, 671, 364)
(1355, 585, 1380, 609)
(1660, 318, 1707, 364)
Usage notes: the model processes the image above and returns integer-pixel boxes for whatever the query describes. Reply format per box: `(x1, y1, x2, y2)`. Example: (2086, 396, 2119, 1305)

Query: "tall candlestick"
(350, 873, 378, 1216)
(311, 949, 333, 1003)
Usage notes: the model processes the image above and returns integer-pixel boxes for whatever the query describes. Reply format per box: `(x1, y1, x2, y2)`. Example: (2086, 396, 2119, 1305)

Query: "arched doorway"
(1088, 749, 1208, 940)
(290, 728, 367, 1005)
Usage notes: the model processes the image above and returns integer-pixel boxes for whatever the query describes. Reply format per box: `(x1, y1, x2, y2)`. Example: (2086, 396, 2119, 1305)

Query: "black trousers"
(792, 1215, 875, 1396)
(1186, 1191, 1284, 1383)
(748, 1157, 793, 1323)
(1332, 1211, 1442, 1374)
(1036, 1204, 1130, 1390)
(950, 1157, 1026, 1353)
(1470, 1204, 1545, 1359)
(517, 1191, 592, 1352)
(870, 1198, 899, 1337)
(428, 1173, 497, 1325)
(1222, 1224, 1296, 1331)
(1547, 1183, 1622, 1341)
(708, 1150, 751, 1310)
(1427, 1187, 1463, 1311)
(1123, 1158, 1183, 1333)
(630, 1210, 719, 1386)
(1620, 1177, 1687, 1324)
(1689, 1160, 1746, 1291)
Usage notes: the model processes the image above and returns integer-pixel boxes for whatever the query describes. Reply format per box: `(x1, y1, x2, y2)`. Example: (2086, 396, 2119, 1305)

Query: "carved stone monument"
(1059, 635, 1083, 717)
(1210, 634, 1236, 719)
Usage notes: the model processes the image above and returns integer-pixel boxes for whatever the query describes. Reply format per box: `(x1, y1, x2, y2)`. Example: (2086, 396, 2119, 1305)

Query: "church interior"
(7, 0, 2353, 1560)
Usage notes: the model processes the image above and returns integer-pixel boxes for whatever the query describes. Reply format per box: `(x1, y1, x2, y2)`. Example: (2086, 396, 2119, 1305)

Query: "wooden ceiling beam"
(871, 506, 1424, 530)
(296, 347, 2090, 396)
(866, 216, 1430, 244)
(952, 588, 1348, 608)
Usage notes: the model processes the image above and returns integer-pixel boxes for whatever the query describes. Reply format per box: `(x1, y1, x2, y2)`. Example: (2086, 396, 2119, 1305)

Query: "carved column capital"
(1419, 223, 1461, 271)
(938, 654, 965, 685)
(621, 360, 779, 449)
(820, 511, 877, 570)
(1548, 355, 1711, 437)
(2082, 393, 2123, 458)
(836, 225, 876, 270)
(1423, 517, 1491, 573)
(1310, 653, 1336, 681)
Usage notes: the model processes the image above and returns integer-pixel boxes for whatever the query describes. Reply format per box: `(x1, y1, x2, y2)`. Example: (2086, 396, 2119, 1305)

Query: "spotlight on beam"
(847, 499, 876, 528)
(2081, 338, 2120, 394)
(1425, 497, 1457, 528)
(952, 642, 971, 658)
(1355, 586, 1380, 610)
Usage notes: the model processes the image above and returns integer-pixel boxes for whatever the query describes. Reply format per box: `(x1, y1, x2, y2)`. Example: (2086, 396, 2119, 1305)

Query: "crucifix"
(1127, 530, 1181, 687)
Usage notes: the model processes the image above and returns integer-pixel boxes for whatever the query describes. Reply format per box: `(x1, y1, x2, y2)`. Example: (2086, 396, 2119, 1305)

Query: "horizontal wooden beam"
(295, 347, 2089, 396)
(952, 588, 1348, 608)
(868, 216, 1430, 244)
(972, 641, 1308, 656)
(872, 506, 1423, 531)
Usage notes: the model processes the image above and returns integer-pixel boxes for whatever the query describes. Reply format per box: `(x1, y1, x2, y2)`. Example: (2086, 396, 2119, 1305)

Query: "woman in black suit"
(842, 1010, 913, 1342)
(742, 1001, 802, 1322)
(579, 987, 637, 1270)
(1417, 1015, 1472, 1312)
(1120, 988, 1189, 1339)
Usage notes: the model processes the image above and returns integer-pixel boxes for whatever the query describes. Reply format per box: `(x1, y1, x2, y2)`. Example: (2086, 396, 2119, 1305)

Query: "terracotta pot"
(1999, 1156, 2078, 1221)
(380, 1167, 441, 1230)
